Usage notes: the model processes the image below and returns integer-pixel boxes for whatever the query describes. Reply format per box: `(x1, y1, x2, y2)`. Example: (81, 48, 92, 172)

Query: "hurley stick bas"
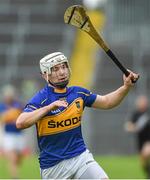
(64, 5, 138, 82)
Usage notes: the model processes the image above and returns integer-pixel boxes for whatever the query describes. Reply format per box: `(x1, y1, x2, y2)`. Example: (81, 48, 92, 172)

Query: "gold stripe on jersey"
(37, 98, 83, 136)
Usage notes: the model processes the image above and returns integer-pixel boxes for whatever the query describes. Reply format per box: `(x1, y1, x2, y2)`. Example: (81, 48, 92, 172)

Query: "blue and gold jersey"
(24, 85, 97, 169)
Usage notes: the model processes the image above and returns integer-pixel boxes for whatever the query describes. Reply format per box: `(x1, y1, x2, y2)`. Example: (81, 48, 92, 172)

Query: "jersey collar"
(47, 84, 67, 94)
(54, 87, 67, 93)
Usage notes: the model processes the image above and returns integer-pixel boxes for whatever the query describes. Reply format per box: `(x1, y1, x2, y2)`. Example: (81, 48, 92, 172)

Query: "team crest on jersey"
(75, 101, 80, 109)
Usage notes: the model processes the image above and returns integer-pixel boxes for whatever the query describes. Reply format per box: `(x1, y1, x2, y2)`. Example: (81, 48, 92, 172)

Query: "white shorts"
(2, 133, 26, 152)
(40, 149, 108, 179)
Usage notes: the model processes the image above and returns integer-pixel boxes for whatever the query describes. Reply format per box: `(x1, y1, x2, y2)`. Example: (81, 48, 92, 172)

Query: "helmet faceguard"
(39, 52, 71, 89)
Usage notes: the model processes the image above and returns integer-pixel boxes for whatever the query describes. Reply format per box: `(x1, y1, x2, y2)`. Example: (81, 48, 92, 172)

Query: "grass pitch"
(0, 154, 146, 179)
(96, 155, 146, 179)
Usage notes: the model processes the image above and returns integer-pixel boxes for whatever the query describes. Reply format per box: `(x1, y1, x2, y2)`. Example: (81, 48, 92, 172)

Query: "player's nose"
(58, 68, 65, 75)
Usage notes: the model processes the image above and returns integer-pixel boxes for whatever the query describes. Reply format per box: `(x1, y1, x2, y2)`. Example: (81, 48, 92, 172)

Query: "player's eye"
(51, 67, 59, 72)
(62, 65, 66, 69)
(61, 63, 67, 69)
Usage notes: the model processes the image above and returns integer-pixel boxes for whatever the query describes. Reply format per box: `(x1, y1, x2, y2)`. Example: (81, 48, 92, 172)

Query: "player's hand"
(123, 70, 139, 88)
(48, 100, 68, 110)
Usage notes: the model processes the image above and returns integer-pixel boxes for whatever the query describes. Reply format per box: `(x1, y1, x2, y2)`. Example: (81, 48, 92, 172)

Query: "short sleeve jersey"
(24, 85, 97, 169)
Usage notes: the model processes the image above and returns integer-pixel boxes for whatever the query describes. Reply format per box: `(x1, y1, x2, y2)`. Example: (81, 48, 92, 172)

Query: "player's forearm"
(16, 100, 68, 129)
(16, 105, 50, 129)
(104, 85, 131, 109)
(93, 85, 131, 109)
(103, 71, 138, 109)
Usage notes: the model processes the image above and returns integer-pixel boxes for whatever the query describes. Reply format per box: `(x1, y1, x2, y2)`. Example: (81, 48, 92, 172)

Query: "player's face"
(49, 62, 70, 84)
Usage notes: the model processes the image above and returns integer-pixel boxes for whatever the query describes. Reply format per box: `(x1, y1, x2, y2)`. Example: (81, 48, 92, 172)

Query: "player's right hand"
(48, 100, 68, 110)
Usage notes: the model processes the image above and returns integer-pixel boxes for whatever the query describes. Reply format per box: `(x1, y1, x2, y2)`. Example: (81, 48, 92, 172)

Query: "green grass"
(95, 155, 146, 179)
(0, 154, 146, 179)
(0, 155, 40, 179)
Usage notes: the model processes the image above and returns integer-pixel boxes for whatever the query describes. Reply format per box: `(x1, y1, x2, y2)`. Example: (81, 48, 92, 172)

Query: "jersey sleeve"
(77, 87, 97, 107)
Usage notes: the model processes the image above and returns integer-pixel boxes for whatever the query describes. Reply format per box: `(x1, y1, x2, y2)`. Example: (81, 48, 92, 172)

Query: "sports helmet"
(40, 52, 70, 74)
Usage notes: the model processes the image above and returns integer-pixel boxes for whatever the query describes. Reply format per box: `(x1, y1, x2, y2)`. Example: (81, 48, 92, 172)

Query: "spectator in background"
(0, 84, 25, 179)
(125, 95, 150, 178)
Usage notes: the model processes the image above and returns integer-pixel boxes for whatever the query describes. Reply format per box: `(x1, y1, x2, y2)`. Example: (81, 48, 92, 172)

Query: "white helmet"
(40, 52, 70, 74)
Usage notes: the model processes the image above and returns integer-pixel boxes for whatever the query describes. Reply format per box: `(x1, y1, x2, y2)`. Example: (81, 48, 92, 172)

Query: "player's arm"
(92, 71, 139, 109)
(16, 100, 68, 129)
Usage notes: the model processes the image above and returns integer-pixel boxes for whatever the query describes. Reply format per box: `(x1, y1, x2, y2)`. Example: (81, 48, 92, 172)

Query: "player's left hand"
(123, 70, 139, 88)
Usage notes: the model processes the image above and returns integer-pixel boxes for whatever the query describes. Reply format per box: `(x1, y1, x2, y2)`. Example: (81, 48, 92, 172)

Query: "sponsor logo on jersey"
(48, 116, 81, 128)
(51, 109, 61, 114)
(37, 98, 83, 136)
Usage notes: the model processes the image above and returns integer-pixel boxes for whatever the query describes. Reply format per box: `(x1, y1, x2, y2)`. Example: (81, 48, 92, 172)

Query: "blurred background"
(0, 0, 149, 178)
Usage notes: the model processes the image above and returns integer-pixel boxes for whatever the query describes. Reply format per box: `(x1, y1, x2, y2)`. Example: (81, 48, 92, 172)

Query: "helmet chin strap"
(48, 80, 69, 89)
